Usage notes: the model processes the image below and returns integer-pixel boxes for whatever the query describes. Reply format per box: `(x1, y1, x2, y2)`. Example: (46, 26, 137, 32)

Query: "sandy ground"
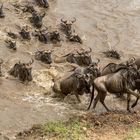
(0, 0, 140, 139)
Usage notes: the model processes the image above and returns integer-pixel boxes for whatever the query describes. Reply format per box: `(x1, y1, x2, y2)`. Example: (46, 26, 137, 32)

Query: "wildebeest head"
(9, 59, 34, 82)
(35, 50, 53, 64)
(49, 31, 61, 42)
(36, 0, 49, 8)
(76, 48, 92, 66)
(19, 26, 31, 40)
(103, 49, 121, 59)
(68, 32, 83, 44)
(0, 4, 5, 18)
(30, 12, 45, 28)
(126, 57, 137, 69)
(73, 73, 91, 94)
(22, 59, 34, 81)
(61, 17, 76, 35)
(33, 29, 48, 43)
(5, 40, 17, 50)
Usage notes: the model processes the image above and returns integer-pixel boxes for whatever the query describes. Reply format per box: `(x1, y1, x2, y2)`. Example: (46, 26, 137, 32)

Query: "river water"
(0, 0, 140, 139)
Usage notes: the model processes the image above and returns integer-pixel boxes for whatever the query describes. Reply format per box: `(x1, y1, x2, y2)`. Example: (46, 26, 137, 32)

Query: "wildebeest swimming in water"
(19, 26, 31, 40)
(87, 66, 140, 112)
(60, 17, 76, 36)
(5, 40, 17, 50)
(35, 50, 53, 64)
(66, 31, 83, 44)
(9, 59, 34, 82)
(62, 48, 92, 66)
(36, 0, 49, 8)
(0, 58, 3, 76)
(60, 17, 82, 43)
(29, 12, 45, 28)
(0, 4, 5, 18)
(103, 49, 121, 60)
(33, 29, 61, 44)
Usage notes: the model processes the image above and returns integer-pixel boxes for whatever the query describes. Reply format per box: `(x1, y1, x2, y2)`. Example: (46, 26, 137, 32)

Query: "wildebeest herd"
(0, 1, 140, 114)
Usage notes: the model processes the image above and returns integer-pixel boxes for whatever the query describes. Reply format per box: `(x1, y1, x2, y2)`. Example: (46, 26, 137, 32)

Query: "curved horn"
(129, 57, 136, 62)
(62, 53, 73, 57)
(76, 51, 83, 55)
(71, 17, 76, 23)
(61, 18, 67, 23)
(85, 48, 92, 54)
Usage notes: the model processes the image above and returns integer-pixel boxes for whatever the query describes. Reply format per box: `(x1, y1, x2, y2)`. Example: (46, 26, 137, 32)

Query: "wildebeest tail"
(87, 83, 94, 110)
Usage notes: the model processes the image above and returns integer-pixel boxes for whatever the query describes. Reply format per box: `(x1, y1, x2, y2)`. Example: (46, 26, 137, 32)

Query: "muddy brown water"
(0, 0, 140, 139)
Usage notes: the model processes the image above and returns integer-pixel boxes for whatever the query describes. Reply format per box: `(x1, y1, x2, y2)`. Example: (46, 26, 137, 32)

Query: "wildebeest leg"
(92, 93, 100, 110)
(99, 92, 110, 111)
(127, 89, 140, 98)
(127, 94, 131, 112)
(74, 92, 81, 103)
(131, 97, 139, 108)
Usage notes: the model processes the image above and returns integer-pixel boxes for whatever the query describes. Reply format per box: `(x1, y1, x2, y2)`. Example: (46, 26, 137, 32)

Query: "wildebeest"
(103, 49, 121, 59)
(5, 40, 17, 50)
(63, 48, 92, 66)
(52, 63, 100, 102)
(36, 0, 49, 8)
(33, 29, 61, 44)
(19, 26, 31, 40)
(49, 30, 61, 43)
(35, 50, 53, 64)
(0, 58, 3, 76)
(7, 32, 18, 39)
(0, 4, 5, 18)
(53, 72, 91, 102)
(67, 32, 82, 44)
(60, 17, 76, 36)
(9, 59, 34, 82)
(87, 67, 140, 112)
(29, 12, 45, 28)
